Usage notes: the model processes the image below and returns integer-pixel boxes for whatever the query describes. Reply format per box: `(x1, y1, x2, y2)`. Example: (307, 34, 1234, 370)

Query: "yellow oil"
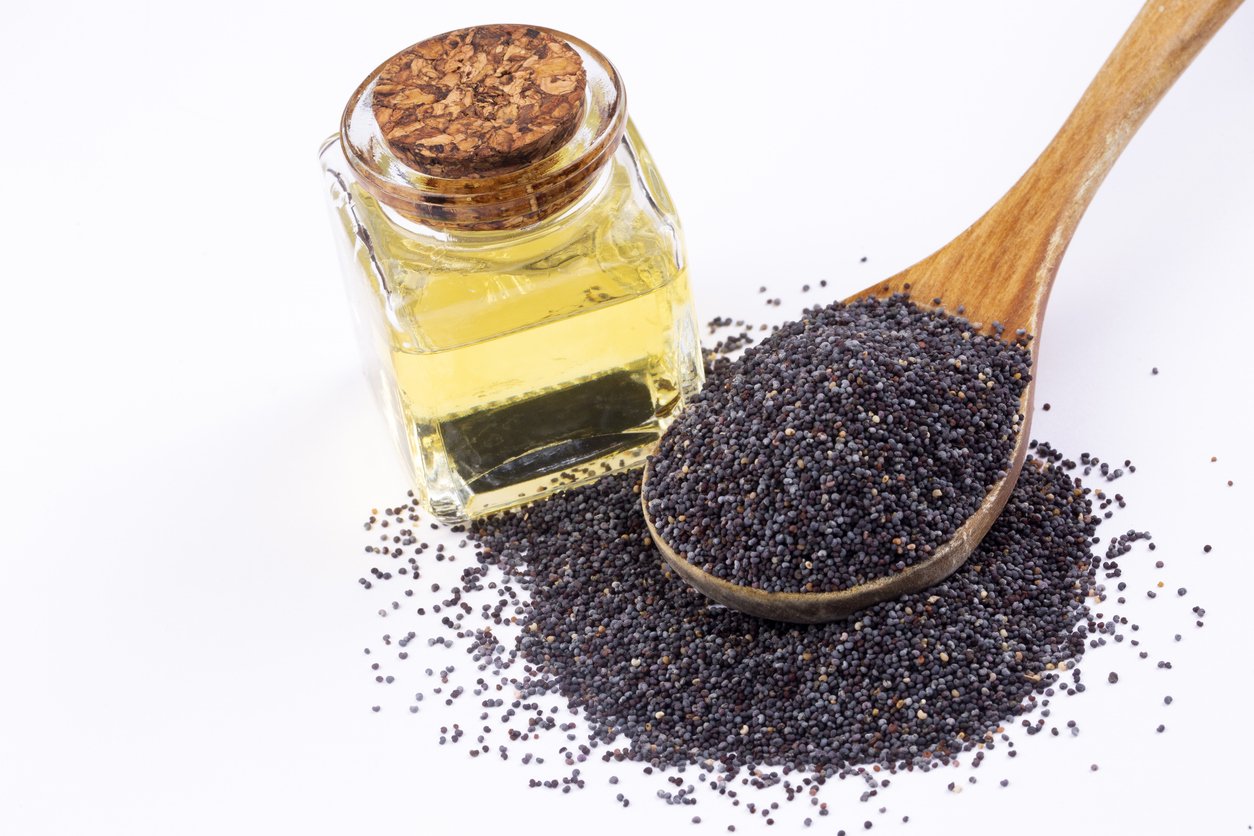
(392, 272, 696, 517)
(326, 126, 703, 520)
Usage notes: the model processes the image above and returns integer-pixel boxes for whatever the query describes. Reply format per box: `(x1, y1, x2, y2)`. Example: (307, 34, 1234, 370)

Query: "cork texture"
(371, 25, 586, 178)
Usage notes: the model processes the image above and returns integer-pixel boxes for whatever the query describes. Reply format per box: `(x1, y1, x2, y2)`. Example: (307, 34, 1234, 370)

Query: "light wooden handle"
(979, 0, 1244, 327)
(888, 0, 1244, 338)
(1006, 3, 1239, 246)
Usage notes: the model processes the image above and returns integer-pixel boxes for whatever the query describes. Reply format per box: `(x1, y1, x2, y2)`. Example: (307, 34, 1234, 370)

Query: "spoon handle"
(901, 0, 1244, 336)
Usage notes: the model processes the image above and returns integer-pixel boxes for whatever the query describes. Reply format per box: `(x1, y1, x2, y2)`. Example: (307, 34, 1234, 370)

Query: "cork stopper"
(341, 25, 625, 231)
(371, 25, 587, 179)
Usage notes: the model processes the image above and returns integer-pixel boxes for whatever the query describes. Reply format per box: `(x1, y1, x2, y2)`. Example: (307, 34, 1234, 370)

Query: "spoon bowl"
(642, 0, 1243, 623)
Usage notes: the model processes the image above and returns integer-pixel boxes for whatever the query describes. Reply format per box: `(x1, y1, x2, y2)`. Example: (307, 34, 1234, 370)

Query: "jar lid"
(341, 25, 626, 231)
(372, 25, 587, 179)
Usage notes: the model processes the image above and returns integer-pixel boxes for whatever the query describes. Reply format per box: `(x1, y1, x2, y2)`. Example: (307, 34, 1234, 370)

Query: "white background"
(2, 1, 1252, 834)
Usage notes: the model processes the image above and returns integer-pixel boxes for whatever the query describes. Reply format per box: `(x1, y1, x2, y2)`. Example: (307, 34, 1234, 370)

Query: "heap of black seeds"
(644, 295, 1032, 592)
(359, 305, 1207, 830)
(469, 450, 1095, 772)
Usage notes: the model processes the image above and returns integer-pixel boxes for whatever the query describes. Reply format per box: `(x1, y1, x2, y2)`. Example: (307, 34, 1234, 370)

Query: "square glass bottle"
(320, 25, 703, 522)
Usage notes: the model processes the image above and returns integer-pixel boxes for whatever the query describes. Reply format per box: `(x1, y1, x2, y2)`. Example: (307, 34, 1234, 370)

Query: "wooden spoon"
(642, 0, 1243, 624)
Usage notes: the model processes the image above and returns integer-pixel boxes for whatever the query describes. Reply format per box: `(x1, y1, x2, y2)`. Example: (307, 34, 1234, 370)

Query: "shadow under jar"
(320, 24, 703, 523)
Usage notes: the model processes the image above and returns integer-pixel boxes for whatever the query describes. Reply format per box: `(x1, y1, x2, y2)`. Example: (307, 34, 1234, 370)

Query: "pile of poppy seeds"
(472, 454, 1090, 770)
(357, 290, 1204, 831)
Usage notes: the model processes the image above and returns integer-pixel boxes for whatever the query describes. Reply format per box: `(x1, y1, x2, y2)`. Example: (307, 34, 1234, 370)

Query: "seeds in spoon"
(644, 295, 1031, 593)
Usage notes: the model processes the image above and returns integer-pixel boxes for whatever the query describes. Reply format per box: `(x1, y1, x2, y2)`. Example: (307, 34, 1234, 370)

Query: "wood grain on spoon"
(642, 0, 1244, 624)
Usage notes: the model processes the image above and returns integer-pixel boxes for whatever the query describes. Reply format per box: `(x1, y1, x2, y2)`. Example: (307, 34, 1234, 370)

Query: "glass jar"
(320, 25, 703, 523)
